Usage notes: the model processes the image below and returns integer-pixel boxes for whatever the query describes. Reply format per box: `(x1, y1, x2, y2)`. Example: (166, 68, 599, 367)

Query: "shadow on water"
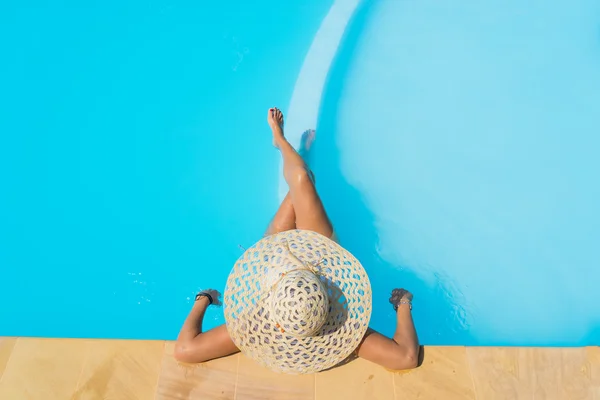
(310, 0, 471, 345)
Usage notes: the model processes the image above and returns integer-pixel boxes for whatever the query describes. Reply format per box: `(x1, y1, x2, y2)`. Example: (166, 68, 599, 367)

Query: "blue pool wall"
(1, 0, 599, 345)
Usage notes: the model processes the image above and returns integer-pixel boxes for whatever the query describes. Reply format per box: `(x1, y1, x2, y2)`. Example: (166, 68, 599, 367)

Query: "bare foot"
(267, 107, 285, 147)
(299, 129, 316, 153)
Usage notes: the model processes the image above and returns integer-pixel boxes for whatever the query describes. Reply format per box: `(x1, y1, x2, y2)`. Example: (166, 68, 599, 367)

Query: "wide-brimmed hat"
(223, 229, 372, 374)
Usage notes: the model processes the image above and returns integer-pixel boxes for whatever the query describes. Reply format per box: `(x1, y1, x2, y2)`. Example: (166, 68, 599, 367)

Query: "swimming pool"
(1, 0, 599, 346)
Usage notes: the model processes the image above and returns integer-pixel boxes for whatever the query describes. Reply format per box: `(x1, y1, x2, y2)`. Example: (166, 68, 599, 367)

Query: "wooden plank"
(155, 342, 238, 400)
(0, 337, 17, 380)
(467, 347, 533, 399)
(236, 353, 315, 400)
(528, 347, 591, 400)
(587, 347, 600, 400)
(0, 338, 88, 400)
(468, 347, 593, 400)
(394, 346, 475, 400)
(316, 357, 394, 400)
(72, 339, 164, 400)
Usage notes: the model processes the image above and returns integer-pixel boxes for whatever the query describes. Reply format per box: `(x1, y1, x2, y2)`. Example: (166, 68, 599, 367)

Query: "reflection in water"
(312, 0, 471, 345)
(283, 0, 361, 199)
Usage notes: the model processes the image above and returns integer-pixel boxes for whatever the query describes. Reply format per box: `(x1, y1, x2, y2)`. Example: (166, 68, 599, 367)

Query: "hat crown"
(270, 269, 328, 337)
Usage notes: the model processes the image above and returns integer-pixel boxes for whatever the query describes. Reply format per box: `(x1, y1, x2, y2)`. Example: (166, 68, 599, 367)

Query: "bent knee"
(271, 222, 295, 234)
(286, 166, 314, 186)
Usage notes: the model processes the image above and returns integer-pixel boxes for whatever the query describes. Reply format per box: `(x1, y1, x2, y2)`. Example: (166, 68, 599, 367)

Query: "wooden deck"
(0, 337, 598, 399)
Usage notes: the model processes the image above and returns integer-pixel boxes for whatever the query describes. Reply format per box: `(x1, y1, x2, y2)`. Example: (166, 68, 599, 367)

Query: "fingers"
(389, 288, 411, 305)
(206, 289, 223, 306)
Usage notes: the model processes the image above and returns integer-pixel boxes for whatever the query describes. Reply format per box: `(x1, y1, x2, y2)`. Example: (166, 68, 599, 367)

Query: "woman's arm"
(174, 290, 239, 363)
(355, 289, 420, 370)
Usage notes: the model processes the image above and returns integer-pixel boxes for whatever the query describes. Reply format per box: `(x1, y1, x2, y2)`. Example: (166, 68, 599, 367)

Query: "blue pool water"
(1, 0, 599, 346)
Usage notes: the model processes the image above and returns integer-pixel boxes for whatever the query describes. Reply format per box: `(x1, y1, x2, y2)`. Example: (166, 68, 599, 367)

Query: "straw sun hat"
(223, 229, 372, 374)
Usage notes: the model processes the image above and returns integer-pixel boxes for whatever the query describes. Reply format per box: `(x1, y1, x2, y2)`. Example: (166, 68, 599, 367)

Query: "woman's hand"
(389, 288, 412, 309)
(197, 289, 222, 306)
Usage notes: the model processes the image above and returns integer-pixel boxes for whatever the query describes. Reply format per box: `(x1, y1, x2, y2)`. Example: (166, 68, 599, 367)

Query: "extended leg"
(174, 291, 239, 363)
(268, 108, 333, 237)
(265, 192, 296, 236)
(355, 289, 419, 370)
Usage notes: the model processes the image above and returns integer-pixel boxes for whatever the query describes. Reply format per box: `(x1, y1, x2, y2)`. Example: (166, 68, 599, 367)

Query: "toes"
(269, 107, 284, 124)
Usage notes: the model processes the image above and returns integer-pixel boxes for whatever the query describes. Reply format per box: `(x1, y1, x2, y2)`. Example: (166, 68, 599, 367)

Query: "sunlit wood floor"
(0, 337, 598, 399)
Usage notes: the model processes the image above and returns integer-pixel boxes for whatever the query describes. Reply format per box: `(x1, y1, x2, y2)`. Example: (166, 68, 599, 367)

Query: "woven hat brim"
(223, 230, 372, 374)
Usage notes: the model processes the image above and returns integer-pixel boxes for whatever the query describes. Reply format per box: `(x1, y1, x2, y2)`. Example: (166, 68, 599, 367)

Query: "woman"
(175, 108, 419, 371)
